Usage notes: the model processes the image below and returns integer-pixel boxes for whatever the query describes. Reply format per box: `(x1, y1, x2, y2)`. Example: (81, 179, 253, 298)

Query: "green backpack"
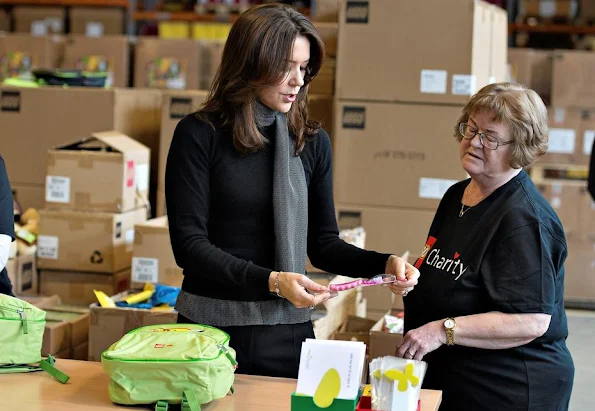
(102, 323, 238, 411)
(0, 293, 69, 383)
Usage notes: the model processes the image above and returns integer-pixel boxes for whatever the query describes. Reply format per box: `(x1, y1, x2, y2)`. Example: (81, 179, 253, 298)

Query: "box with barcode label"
(131, 216, 183, 287)
(45, 131, 150, 213)
(37, 207, 147, 273)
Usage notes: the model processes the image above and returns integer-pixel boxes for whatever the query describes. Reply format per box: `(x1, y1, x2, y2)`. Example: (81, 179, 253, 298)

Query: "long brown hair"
(197, 3, 325, 155)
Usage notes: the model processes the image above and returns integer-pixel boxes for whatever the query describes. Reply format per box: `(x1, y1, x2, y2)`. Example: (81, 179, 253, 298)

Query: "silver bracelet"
(275, 272, 285, 298)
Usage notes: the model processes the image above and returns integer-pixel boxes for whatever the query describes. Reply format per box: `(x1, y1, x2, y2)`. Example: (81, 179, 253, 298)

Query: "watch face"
(444, 319, 455, 329)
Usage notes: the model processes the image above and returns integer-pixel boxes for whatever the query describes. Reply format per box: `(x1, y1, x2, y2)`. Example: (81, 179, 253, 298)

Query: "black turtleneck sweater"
(165, 114, 390, 302)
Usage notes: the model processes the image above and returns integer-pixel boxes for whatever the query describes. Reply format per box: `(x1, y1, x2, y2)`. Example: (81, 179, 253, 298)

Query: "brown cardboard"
(45, 309, 89, 348)
(335, 205, 434, 258)
(17, 294, 61, 309)
(308, 94, 335, 146)
(331, 316, 377, 347)
(39, 268, 131, 305)
(0, 87, 161, 187)
(579, 0, 595, 22)
(313, 22, 338, 58)
(61, 35, 130, 88)
(132, 216, 183, 287)
(564, 238, 595, 303)
(69, 7, 124, 36)
(536, 182, 582, 239)
(523, 0, 573, 18)
(88, 291, 178, 361)
(156, 187, 167, 217)
(42, 319, 70, 355)
(45, 131, 150, 213)
(201, 40, 224, 90)
(336, 0, 495, 104)
(313, 0, 339, 22)
(37, 208, 147, 273)
(11, 183, 45, 212)
(0, 34, 61, 81)
(552, 50, 595, 109)
(5, 253, 37, 296)
(0, 9, 10, 32)
(157, 90, 208, 192)
(369, 315, 403, 361)
(507, 48, 552, 101)
(309, 58, 334, 95)
(12, 6, 65, 35)
(578, 110, 595, 166)
(134, 37, 201, 90)
(489, 4, 508, 84)
(72, 341, 89, 361)
(578, 187, 595, 241)
(541, 108, 582, 165)
(333, 101, 467, 209)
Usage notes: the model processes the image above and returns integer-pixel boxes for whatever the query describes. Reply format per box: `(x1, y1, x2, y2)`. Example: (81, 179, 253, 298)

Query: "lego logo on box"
(345, 1, 369, 24)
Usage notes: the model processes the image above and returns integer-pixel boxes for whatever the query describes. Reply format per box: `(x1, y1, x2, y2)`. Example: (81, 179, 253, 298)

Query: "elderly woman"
(391, 83, 574, 410)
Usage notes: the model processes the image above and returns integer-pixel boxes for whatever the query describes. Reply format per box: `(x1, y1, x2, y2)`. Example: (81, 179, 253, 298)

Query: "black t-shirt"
(405, 170, 574, 411)
(0, 155, 15, 296)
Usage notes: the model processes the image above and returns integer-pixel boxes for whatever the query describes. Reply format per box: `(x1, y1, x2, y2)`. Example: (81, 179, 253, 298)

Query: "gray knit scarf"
(175, 101, 311, 326)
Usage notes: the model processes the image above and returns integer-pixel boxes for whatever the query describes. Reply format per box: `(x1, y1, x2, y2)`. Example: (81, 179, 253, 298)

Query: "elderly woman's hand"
(384, 254, 419, 297)
(396, 320, 444, 361)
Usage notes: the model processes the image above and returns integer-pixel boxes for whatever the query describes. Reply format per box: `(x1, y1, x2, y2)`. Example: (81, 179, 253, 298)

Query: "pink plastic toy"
(329, 274, 397, 292)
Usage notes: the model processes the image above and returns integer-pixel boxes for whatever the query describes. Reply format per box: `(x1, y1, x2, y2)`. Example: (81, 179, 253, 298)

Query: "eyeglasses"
(458, 122, 513, 150)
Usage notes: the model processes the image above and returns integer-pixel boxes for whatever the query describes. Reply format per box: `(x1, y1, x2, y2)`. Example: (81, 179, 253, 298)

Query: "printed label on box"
(420, 70, 447, 94)
(45, 176, 71, 203)
(342, 106, 366, 129)
(38, 236, 59, 259)
(584, 131, 594, 155)
(85, 22, 104, 37)
(452, 74, 477, 95)
(30, 20, 48, 36)
(554, 108, 566, 124)
(132, 257, 159, 283)
(136, 164, 149, 192)
(345, 1, 369, 24)
(125, 229, 135, 252)
(548, 129, 575, 154)
(146, 58, 186, 90)
(551, 196, 562, 209)
(419, 178, 458, 199)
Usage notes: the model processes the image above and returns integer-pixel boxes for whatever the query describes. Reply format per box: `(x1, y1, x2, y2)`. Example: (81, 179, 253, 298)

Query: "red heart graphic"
(454, 252, 460, 259)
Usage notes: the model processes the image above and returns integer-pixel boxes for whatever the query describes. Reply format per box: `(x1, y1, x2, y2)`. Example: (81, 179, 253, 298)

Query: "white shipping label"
(452, 74, 477, 96)
(136, 164, 150, 192)
(547, 129, 575, 154)
(551, 197, 562, 209)
(31, 21, 48, 36)
(584, 131, 595, 155)
(45, 176, 71, 203)
(132, 257, 159, 284)
(420, 70, 447, 94)
(554, 108, 566, 124)
(125, 229, 135, 252)
(419, 178, 458, 200)
(37, 236, 59, 259)
(86, 22, 104, 38)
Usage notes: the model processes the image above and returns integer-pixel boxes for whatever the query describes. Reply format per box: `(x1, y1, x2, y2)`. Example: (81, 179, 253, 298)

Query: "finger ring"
(309, 305, 315, 310)
(406, 351, 413, 359)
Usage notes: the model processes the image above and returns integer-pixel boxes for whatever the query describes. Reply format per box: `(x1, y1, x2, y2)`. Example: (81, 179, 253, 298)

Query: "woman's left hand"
(396, 320, 444, 361)
(384, 254, 420, 297)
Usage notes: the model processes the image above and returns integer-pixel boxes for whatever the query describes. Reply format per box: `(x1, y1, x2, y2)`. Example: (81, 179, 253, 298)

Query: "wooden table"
(1, 359, 442, 411)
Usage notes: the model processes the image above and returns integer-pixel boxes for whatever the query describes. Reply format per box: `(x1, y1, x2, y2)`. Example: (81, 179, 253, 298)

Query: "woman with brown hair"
(165, 3, 419, 379)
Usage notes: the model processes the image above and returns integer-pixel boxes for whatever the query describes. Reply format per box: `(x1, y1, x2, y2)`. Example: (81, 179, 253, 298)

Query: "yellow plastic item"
(313, 368, 342, 408)
(159, 21, 190, 38)
(124, 289, 154, 305)
(94, 290, 116, 308)
(143, 283, 156, 292)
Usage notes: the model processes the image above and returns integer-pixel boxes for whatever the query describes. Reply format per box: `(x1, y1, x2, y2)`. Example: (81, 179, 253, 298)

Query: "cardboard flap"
(54, 131, 148, 154)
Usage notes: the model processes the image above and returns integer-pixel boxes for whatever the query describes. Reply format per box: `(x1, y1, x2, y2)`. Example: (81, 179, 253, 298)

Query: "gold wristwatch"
(444, 317, 456, 346)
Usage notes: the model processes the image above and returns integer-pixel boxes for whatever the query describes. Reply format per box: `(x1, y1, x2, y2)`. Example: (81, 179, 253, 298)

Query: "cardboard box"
(1, 87, 161, 187)
(522, 0, 574, 18)
(551, 50, 595, 109)
(0, 9, 10, 32)
(578, 187, 595, 241)
(37, 208, 147, 273)
(564, 238, 595, 303)
(0, 34, 61, 81)
(578, 110, 595, 166)
(39, 268, 130, 306)
(313, 22, 338, 58)
(309, 58, 334, 95)
(70, 7, 124, 36)
(132, 216, 183, 287)
(17, 294, 61, 309)
(12, 6, 65, 35)
(313, 0, 339, 22)
(333, 101, 467, 209)
(5, 253, 37, 296)
(88, 291, 178, 361)
(11, 183, 45, 212)
(201, 40, 224, 90)
(61, 35, 130, 88)
(536, 182, 582, 238)
(489, 5, 508, 84)
(309, 94, 335, 145)
(336, 0, 497, 104)
(507, 48, 552, 101)
(134, 37, 201, 90)
(45, 131, 150, 213)
(369, 314, 403, 361)
(331, 316, 377, 347)
(541, 108, 582, 165)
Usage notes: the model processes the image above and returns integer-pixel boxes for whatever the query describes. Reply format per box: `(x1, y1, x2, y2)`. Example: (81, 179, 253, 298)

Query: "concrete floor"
(566, 309, 595, 411)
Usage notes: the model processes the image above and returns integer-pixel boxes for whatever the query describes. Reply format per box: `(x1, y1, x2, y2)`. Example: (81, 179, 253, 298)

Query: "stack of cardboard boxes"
(36, 131, 150, 305)
(332, 0, 507, 319)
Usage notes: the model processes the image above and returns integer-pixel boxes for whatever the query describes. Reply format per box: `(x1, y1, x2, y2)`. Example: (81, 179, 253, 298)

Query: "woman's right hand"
(269, 271, 338, 308)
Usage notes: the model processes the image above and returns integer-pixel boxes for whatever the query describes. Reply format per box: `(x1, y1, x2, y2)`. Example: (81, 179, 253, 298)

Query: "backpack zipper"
(0, 306, 29, 334)
(216, 343, 238, 368)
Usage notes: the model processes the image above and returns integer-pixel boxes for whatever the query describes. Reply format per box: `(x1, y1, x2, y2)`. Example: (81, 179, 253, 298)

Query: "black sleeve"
(0, 156, 15, 241)
(306, 129, 390, 277)
(589, 138, 595, 201)
(481, 222, 557, 315)
(165, 117, 271, 289)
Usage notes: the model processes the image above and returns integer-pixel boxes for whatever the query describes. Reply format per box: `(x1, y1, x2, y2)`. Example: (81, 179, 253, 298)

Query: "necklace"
(459, 184, 473, 218)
